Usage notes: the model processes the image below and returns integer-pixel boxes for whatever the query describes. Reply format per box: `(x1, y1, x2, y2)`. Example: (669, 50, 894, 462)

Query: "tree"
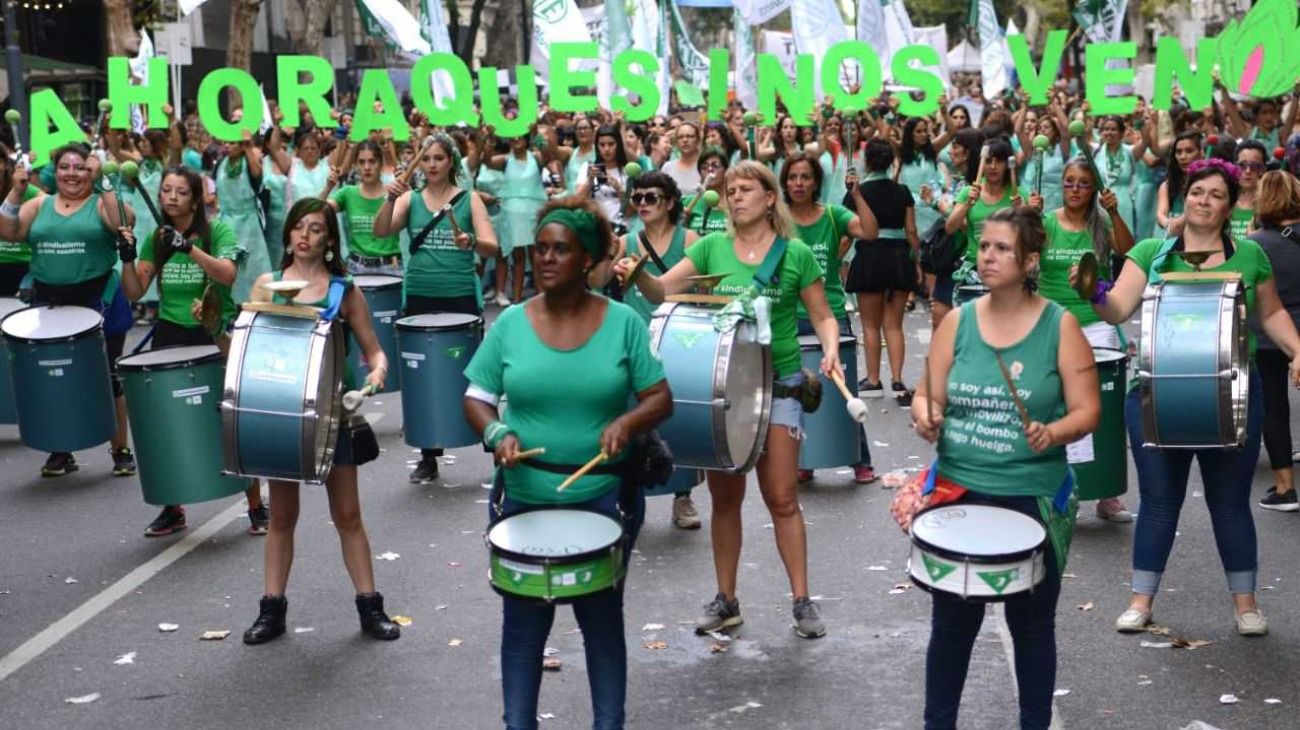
(103, 0, 141, 57)
(443, 0, 491, 65)
(481, 0, 524, 71)
(285, 0, 336, 58)
(227, 0, 264, 108)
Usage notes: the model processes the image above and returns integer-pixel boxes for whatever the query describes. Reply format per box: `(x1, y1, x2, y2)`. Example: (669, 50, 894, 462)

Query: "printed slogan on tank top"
(946, 378, 1029, 456)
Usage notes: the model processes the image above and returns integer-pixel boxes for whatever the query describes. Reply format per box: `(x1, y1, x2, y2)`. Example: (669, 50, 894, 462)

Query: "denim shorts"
(771, 371, 806, 438)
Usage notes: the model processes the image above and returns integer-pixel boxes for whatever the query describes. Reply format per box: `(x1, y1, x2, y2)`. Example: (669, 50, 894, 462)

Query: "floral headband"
(1187, 157, 1240, 182)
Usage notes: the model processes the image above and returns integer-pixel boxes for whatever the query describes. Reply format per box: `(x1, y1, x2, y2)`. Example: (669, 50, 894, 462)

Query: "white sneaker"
(1115, 607, 1152, 633)
(1236, 610, 1268, 636)
(494, 293, 510, 307)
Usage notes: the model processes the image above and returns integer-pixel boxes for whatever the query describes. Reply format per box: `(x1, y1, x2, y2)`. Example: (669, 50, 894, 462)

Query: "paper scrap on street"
(157, 623, 179, 633)
(65, 693, 101, 704)
(113, 652, 136, 665)
(199, 630, 230, 641)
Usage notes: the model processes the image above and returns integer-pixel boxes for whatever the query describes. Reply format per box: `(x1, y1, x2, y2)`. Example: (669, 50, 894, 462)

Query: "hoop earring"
(325, 250, 335, 262)
(285, 245, 292, 255)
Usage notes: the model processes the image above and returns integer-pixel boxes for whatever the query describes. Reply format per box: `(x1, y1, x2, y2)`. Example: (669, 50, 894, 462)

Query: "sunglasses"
(1238, 161, 1266, 171)
(630, 192, 664, 205)
(1062, 181, 1094, 191)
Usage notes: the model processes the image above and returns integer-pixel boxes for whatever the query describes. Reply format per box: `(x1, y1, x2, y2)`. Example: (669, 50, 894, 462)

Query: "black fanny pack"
(772, 369, 824, 414)
(526, 431, 675, 489)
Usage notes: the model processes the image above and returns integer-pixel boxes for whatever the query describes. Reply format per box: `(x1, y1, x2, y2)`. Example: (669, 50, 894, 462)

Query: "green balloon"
(98, 98, 113, 112)
(101, 161, 119, 176)
(702, 190, 720, 208)
(623, 162, 642, 178)
(743, 112, 759, 126)
(1033, 134, 1050, 151)
(1067, 120, 1086, 137)
(120, 160, 139, 180)
(4, 109, 20, 125)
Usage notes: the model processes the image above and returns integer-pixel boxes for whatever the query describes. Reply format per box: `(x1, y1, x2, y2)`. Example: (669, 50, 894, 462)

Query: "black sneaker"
(695, 592, 743, 634)
(409, 458, 439, 484)
(248, 504, 271, 535)
(111, 447, 137, 477)
(858, 380, 884, 399)
(793, 596, 826, 639)
(892, 381, 914, 406)
(1259, 487, 1299, 512)
(144, 506, 187, 537)
(41, 452, 78, 477)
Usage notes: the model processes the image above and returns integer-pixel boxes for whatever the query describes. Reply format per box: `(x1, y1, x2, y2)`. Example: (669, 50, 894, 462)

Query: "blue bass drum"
(0, 298, 25, 424)
(347, 274, 403, 393)
(1, 305, 115, 451)
(648, 302, 772, 473)
(396, 313, 483, 449)
(1138, 279, 1248, 448)
(221, 308, 344, 483)
(798, 334, 862, 470)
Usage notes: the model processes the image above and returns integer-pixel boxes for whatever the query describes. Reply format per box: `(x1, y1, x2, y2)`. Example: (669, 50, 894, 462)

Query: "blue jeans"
(490, 484, 645, 730)
(924, 492, 1061, 730)
(1125, 368, 1262, 595)
(796, 317, 873, 467)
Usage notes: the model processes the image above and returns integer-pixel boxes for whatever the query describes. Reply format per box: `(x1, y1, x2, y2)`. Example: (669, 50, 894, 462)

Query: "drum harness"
(407, 191, 468, 255)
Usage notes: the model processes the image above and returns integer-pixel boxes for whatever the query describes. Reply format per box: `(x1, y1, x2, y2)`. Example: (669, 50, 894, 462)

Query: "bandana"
(536, 207, 601, 258)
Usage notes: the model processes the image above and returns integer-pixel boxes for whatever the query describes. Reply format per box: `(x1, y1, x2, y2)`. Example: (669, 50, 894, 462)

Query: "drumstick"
(828, 368, 868, 423)
(924, 356, 934, 430)
(398, 136, 435, 186)
(975, 144, 990, 187)
(341, 382, 379, 411)
(993, 351, 1032, 432)
(444, 203, 469, 249)
(556, 450, 608, 492)
(682, 173, 716, 220)
(515, 447, 547, 461)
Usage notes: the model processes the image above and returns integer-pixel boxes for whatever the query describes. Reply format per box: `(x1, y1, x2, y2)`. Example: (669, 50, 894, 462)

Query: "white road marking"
(0, 497, 249, 683)
(993, 604, 1066, 730)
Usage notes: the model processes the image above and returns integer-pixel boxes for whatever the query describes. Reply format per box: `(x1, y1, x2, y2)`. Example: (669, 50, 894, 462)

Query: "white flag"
(857, 0, 887, 79)
(419, 0, 458, 107)
(735, 0, 793, 25)
(531, 0, 594, 80)
(882, 0, 915, 55)
(629, 0, 669, 114)
(357, 0, 432, 56)
(668, 0, 711, 88)
(734, 10, 758, 111)
(977, 0, 1007, 98)
(129, 31, 155, 134)
(178, 0, 210, 15)
(1073, 0, 1129, 43)
(792, 0, 850, 98)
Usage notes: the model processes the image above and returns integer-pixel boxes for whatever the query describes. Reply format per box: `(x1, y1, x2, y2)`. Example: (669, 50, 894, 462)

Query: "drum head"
(0, 297, 24, 321)
(396, 313, 483, 332)
(1092, 347, 1126, 366)
(119, 345, 222, 371)
(912, 505, 1045, 557)
(488, 510, 622, 557)
(1, 306, 103, 341)
(797, 334, 856, 352)
(354, 275, 403, 291)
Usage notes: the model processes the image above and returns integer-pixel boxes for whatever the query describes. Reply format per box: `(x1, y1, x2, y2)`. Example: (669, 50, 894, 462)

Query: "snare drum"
(1139, 280, 1248, 448)
(486, 509, 625, 602)
(0, 298, 25, 424)
(221, 309, 344, 483)
(798, 334, 862, 470)
(1, 305, 116, 451)
(649, 302, 772, 473)
(120, 345, 246, 505)
(347, 275, 403, 393)
(395, 313, 483, 449)
(909, 504, 1047, 601)
(1071, 347, 1128, 500)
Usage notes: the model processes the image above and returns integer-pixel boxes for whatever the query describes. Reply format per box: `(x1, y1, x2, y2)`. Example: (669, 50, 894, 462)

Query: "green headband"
(536, 208, 602, 259)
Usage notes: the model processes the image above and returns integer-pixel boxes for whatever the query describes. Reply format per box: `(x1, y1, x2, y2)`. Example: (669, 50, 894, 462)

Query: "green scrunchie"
(536, 207, 601, 259)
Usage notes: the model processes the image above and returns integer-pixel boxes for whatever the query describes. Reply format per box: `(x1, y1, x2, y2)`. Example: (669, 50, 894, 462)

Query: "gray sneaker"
(694, 593, 743, 634)
(793, 597, 826, 638)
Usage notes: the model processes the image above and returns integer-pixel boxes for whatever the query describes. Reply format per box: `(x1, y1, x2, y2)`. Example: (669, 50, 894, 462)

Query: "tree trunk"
(285, 0, 334, 57)
(482, 0, 521, 70)
(1128, 0, 1149, 63)
(227, 0, 265, 110)
(102, 0, 140, 57)
(458, 0, 489, 64)
(1022, 5, 1041, 52)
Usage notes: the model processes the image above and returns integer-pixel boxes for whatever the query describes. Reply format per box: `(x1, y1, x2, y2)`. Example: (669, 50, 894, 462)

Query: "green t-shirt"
(1040, 212, 1112, 328)
(1126, 236, 1274, 357)
(0, 186, 43, 264)
(139, 219, 244, 328)
(684, 233, 824, 378)
(464, 300, 667, 505)
(28, 194, 117, 285)
(681, 195, 728, 236)
(955, 184, 1024, 267)
(937, 300, 1068, 497)
(332, 185, 401, 258)
(405, 190, 477, 300)
(795, 204, 854, 321)
(1229, 206, 1253, 242)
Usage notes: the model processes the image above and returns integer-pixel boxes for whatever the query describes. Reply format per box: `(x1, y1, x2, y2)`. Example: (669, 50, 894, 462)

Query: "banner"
(735, 0, 792, 25)
(912, 24, 949, 86)
(601, 0, 634, 110)
(882, 0, 916, 55)
(419, 0, 458, 106)
(976, 0, 1007, 98)
(356, 0, 432, 56)
(791, 0, 851, 97)
(532, 0, 595, 80)
(178, 0, 210, 16)
(1073, 0, 1129, 44)
(734, 10, 758, 111)
(761, 29, 798, 80)
(856, 0, 887, 80)
(668, 0, 711, 88)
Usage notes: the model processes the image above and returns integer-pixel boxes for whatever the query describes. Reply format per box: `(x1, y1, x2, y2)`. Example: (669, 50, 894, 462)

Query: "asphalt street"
(1, 304, 1298, 729)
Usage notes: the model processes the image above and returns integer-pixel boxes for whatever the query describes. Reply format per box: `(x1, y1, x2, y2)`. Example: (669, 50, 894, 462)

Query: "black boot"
(356, 592, 401, 640)
(242, 595, 287, 645)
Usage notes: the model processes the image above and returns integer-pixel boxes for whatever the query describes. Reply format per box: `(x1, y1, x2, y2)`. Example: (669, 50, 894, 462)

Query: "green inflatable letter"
(1153, 37, 1217, 111)
(757, 53, 814, 125)
(276, 56, 337, 129)
(891, 46, 944, 117)
(1085, 42, 1138, 116)
(351, 69, 408, 142)
(107, 56, 170, 130)
(1008, 30, 1067, 106)
(611, 49, 659, 122)
(549, 42, 599, 113)
(29, 88, 87, 167)
(821, 41, 882, 112)
(480, 66, 538, 137)
(707, 49, 729, 122)
(196, 68, 262, 142)
(410, 53, 477, 127)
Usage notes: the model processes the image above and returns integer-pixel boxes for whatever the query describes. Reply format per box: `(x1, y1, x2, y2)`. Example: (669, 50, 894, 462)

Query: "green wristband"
(483, 420, 514, 450)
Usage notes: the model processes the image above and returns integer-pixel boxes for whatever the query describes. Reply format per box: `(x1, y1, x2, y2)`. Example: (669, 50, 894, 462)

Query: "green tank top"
(28, 194, 117, 285)
(624, 222, 688, 323)
(937, 300, 1068, 497)
(404, 190, 478, 300)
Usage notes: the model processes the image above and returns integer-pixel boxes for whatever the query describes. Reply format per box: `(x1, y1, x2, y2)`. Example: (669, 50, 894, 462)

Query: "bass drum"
(0, 297, 25, 424)
(395, 313, 483, 449)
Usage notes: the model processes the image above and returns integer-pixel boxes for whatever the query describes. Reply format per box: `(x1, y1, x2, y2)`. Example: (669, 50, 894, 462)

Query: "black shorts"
(404, 294, 481, 317)
(151, 320, 216, 349)
(0, 262, 28, 297)
(845, 240, 917, 294)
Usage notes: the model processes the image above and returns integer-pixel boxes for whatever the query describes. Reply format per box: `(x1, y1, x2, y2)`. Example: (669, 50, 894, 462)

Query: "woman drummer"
(323, 140, 403, 277)
(462, 197, 672, 729)
(374, 132, 498, 484)
(780, 150, 878, 484)
(1035, 158, 1135, 522)
(242, 198, 401, 645)
(945, 137, 1024, 287)
(119, 166, 268, 537)
(616, 160, 844, 639)
(0, 143, 137, 479)
(1078, 159, 1300, 637)
(911, 205, 1100, 730)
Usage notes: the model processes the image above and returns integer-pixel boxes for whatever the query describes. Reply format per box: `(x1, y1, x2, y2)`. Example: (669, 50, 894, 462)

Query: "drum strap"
(524, 458, 624, 477)
(637, 230, 670, 274)
(1148, 233, 1237, 283)
(320, 276, 349, 322)
(409, 191, 468, 255)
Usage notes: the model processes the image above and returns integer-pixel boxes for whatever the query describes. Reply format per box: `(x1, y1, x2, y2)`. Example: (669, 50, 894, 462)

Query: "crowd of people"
(3, 71, 1300, 729)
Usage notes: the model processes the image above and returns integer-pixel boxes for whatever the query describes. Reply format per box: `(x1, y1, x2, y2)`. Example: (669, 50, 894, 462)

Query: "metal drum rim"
(395, 313, 485, 332)
(118, 344, 223, 372)
(352, 275, 404, 290)
(486, 508, 624, 564)
(0, 305, 105, 343)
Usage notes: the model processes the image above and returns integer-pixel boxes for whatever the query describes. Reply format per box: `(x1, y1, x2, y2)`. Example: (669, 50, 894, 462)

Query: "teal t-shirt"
(139, 219, 245, 328)
(937, 300, 1068, 497)
(795, 204, 854, 321)
(684, 233, 824, 378)
(623, 221, 689, 324)
(1040, 211, 1112, 328)
(332, 185, 401, 258)
(404, 190, 477, 300)
(463, 300, 667, 505)
(28, 194, 117, 285)
(1127, 236, 1273, 358)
